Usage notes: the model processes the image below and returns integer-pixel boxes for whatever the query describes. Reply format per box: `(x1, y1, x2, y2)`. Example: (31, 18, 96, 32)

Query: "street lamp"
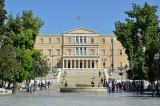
(154, 53, 159, 96)
(12, 51, 16, 94)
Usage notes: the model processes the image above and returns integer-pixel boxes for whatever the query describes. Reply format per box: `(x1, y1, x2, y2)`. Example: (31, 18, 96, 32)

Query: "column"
(86, 60, 88, 68)
(70, 59, 72, 69)
(90, 59, 92, 68)
(97, 60, 99, 69)
(78, 59, 80, 68)
(66, 59, 68, 69)
(74, 59, 76, 68)
(63, 59, 64, 69)
(94, 60, 96, 68)
(82, 60, 84, 68)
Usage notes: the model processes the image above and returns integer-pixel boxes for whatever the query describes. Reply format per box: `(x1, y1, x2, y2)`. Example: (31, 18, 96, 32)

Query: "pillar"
(82, 60, 84, 68)
(86, 60, 88, 68)
(63, 59, 64, 69)
(97, 60, 99, 69)
(94, 60, 96, 68)
(70, 59, 72, 69)
(66, 59, 68, 68)
(74, 59, 76, 68)
(90, 60, 92, 68)
(78, 60, 80, 68)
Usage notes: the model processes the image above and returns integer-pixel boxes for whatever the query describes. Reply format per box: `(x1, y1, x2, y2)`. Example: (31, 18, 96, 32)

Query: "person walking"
(48, 81, 50, 88)
(151, 81, 155, 97)
(112, 82, 115, 93)
(65, 81, 68, 87)
(101, 77, 103, 84)
(64, 71, 67, 76)
(136, 82, 139, 93)
(98, 82, 101, 87)
(108, 81, 112, 93)
(34, 81, 38, 93)
(28, 81, 32, 94)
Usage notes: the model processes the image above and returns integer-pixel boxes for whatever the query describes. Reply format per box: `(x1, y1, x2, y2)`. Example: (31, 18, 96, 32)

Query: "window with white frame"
(56, 49, 60, 55)
(57, 38, 60, 43)
(119, 62, 122, 67)
(84, 47, 86, 54)
(48, 49, 52, 55)
(40, 38, 43, 43)
(119, 49, 122, 55)
(68, 38, 71, 43)
(80, 47, 82, 54)
(110, 49, 114, 56)
(76, 47, 79, 54)
(84, 36, 87, 43)
(76, 36, 79, 43)
(68, 49, 71, 55)
(102, 38, 105, 43)
(91, 38, 94, 43)
(91, 49, 94, 55)
(48, 38, 51, 43)
(40, 50, 43, 55)
(102, 49, 105, 55)
(80, 36, 83, 43)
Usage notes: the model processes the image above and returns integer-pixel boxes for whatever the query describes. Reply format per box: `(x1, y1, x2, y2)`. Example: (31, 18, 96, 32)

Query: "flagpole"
(80, 18, 81, 27)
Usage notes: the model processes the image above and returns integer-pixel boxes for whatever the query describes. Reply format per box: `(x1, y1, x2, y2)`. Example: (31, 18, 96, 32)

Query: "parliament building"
(34, 27, 128, 72)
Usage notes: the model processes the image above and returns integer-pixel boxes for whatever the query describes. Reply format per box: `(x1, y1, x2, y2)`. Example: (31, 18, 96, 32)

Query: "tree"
(114, 2, 160, 83)
(1, 10, 44, 83)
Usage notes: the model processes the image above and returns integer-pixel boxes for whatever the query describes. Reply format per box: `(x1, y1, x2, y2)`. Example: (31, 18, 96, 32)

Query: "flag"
(76, 16, 81, 20)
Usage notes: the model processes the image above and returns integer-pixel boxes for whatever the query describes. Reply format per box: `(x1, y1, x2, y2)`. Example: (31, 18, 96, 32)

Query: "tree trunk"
(7, 82, 10, 89)
(15, 82, 18, 91)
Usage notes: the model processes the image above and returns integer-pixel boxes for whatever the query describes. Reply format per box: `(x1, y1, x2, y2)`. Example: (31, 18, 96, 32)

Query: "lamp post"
(154, 53, 159, 96)
(39, 64, 43, 90)
(12, 51, 16, 94)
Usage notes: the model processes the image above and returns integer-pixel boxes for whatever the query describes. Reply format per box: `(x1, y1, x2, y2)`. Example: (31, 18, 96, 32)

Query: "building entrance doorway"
(92, 62, 94, 68)
(68, 62, 70, 68)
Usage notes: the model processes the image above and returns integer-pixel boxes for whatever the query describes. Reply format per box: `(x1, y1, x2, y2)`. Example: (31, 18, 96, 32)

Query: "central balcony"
(63, 54, 99, 58)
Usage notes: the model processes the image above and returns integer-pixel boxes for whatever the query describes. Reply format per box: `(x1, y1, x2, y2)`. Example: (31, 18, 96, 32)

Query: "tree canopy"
(114, 2, 160, 82)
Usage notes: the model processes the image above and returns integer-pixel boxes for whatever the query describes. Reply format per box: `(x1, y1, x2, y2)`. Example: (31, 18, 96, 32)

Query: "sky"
(5, 0, 160, 34)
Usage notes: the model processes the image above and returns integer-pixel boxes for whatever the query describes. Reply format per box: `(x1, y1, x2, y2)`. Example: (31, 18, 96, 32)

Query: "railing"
(63, 54, 99, 57)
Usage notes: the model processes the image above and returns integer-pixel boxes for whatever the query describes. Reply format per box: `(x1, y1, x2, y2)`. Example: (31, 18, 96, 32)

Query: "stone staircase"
(59, 69, 106, 87)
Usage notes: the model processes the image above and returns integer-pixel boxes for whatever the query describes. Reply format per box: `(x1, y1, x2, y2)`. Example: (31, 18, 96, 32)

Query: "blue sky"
(5, 0, 160, 34)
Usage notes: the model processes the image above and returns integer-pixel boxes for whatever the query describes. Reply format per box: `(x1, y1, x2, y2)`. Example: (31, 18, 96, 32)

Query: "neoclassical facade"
(34, 27, 128, 71)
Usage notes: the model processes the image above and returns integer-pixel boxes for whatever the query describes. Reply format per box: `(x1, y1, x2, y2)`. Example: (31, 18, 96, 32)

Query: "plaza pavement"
(0, 87, 160, 106)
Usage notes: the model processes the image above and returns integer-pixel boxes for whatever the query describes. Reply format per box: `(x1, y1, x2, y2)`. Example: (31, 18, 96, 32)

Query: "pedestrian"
(34, 81, 38, 93)
(65, 81, 68, 87)
(108, 81, 112, 93)
(112, 82, 115, 93)
(116, 83, 119, 91)
(28, 81, 32, 94)
(48, 81, 50, 88)
(99, 71, 101, 77)
(91, 81, 94, 87)
(136, 82, 139, 93)
(151, 81, 155, 97)
(64, 71, 67, 76)
(46, 82, 48, 89)
(101, 77, 103, 84)
(104, 77, 106, 83)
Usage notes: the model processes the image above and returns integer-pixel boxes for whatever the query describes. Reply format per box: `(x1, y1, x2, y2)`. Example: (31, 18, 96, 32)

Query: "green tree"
(2, 10, 44, 83)
(114, 2, 160, 82)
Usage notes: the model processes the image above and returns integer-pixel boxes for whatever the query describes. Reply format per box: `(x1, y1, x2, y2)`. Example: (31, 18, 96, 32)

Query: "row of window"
(40, 37, 114, 44)
(40, 49, 123, 55)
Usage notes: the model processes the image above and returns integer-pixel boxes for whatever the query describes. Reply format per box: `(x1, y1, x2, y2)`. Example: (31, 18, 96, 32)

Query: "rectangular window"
(110, 49, 114, 56)
(80, 47, 82, 54)
(40, 38, 43, 43)
(111, 38, 113, 43)
(76, 47, 79, 54)
(68, 50, 71, 55)
(84, 47, 86, 54)
(102, 38, 105, 43)
(57, 49, 60, 55)
(102, 49, 105, 55)
(48, 50, 52, 55)
(57, 62, 61, 68)
(80, 36, 83, 43)
(91, 49, 94, 55)
(68, 38, 71, 43)
(119, 62, 122, 67)
(119, 50, 122, 55)
(76, 36, 79, 43)
(48, 38, 51, 43)
(57, 38, 60, 43)
(48, 62, 51, 67)
(40, 50, 43, 55)
(84, 36, 87, 43)
(91, 38, 94, 43)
